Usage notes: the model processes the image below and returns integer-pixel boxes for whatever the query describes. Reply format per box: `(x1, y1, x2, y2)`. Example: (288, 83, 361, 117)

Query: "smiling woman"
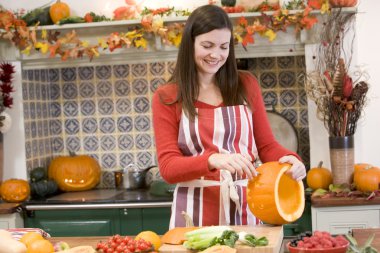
(152, 4, 306, 228)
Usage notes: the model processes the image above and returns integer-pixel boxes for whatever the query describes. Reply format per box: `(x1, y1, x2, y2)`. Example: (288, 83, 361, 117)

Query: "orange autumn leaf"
(301, 15, 318, 30)
(307, 0, 323, 9)
(49, 42, 61, 58)
(242, 33, 254, 47)
(238, 16, 248, 27)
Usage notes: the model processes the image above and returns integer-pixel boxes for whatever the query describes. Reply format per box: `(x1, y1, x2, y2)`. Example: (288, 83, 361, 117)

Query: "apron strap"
(177, 172, 248, 225)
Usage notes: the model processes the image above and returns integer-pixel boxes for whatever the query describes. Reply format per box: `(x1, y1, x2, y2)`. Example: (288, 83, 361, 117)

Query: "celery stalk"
(183, 226, 238, 251)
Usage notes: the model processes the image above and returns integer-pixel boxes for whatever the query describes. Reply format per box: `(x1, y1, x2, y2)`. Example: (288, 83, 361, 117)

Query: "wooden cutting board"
(159, 225, 283, 253)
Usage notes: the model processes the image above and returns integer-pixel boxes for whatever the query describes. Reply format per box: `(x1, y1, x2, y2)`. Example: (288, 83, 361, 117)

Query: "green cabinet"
(24, 207, 171, 237)
(142, 207, 171, 234)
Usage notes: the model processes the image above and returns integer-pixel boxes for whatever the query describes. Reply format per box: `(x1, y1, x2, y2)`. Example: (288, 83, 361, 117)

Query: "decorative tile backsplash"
(22, 56, 309, 188)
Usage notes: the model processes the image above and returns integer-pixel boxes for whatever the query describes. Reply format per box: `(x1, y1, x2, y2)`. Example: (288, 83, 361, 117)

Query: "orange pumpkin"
(306, 161, 333, 190)
(353, 166, 380, 192)
(329, 0, 357, 7)
(49, 0, 70, 24)
(48, 152, 101, 191)
(0, 178, 30, 202)
(247, 161, 305, 225)
(354, 163, 372, 173)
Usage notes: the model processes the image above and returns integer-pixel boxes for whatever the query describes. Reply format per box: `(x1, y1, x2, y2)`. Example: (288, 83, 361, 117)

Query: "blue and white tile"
(61, 67, 77, 81)
(96, 65, 112, 79)
(280, 90, 297, 107)
(79, 82, 96, 98)
(63, 101, 78, 117)
(50, 102, 61, 118)
(115, 98, 132, 114)
(97, 80, 113, 97)
(78, 66, 94, 80)
(82, 118, 98, 133)
(260, 72, 277, 88)
(118, 134, 134, 150)
(131, 63, 147, 77)
(137, 151, 153, 168)
(135, 133, 152, 150)
(64, 119, 80, 134)
(83, 136, 99, 151)
(117, 116, 133, 132)
(133, 97, 150, 113)
(132, 78, 148, 95)
(150, 62, 165, 76)
(51, 137, 64, 153)
(119, 152, 135, 168)
(100, 135, 116, 151)
(62, 83, 78, 99)
(48, 69, 60, 82)
(98, 98, 114, 115)
(113, 64, 129, 78)
(50, 119, 62, 135)
(279, 71, 296, 88)
(101, 153, 117, 169)
(80, 100, 96, 116)
(99, 117, 115, 133)
(115, 79, 130, 96)
(134, 115, 150, 132)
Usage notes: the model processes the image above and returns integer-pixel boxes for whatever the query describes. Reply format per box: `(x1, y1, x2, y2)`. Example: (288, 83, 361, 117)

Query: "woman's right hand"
(208, 153, 258, 179)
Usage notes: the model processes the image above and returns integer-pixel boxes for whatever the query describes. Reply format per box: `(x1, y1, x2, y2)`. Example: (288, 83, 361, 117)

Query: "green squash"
(30, 167, 48, 182)
(22, 5, 54, 26)
(221, 0, 236, 7)
(30, 179, 59, 199)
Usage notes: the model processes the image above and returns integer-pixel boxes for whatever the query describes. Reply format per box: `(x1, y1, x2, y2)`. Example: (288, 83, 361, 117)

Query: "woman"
(152, 4, 306, 228)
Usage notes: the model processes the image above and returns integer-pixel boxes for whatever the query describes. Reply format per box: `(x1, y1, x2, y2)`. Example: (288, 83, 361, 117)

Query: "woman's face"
(193, 28, 231, 77)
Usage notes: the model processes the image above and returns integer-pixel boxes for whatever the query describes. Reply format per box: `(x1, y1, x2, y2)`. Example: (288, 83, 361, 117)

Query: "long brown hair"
(165, 4, 247, 120)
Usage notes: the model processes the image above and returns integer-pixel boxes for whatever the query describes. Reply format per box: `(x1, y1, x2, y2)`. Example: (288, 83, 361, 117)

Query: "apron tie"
(176, 172, 247, 225)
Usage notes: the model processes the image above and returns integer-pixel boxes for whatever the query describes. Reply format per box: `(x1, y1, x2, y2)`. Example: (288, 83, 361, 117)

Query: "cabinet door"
(24, 209, 120, 236)
(312, 206, 380, 235)
(119, 208, 143, 235)
(142, 207, 170, 235)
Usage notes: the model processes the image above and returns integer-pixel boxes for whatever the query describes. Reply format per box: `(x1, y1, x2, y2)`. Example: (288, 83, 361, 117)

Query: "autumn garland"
(0, 62, 15, 133)
(0, 5, 320, 61)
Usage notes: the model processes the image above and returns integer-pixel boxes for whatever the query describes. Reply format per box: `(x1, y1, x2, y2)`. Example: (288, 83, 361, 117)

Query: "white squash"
(0, 229, 13, 239)
(0, 236, 27, 253)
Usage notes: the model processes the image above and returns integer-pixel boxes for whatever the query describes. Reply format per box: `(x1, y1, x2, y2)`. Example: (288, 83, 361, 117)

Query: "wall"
(355, 1, 380, 165)
(20, 56, 308, 188)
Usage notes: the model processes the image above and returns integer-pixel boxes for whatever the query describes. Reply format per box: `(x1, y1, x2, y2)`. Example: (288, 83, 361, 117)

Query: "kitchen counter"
(23, 189, 173, 210)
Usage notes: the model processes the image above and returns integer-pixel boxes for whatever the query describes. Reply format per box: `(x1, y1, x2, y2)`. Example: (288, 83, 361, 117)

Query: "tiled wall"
(22, 56, 309, 188)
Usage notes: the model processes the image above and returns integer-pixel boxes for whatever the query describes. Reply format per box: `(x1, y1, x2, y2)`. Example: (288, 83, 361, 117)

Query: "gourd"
(55, 246, 95, 253)
(161, 227, 198, 245)
(22, 5, 53, 26)
(306, 161, 333, 190)
(221, 0, 237, 7)
(30, 179, 59, 199)
(329, 0, 357, 7)
(49, 0, 70, 24)
(247, 161, 305, 225)
(48, 152, 101, 191)
(353, 166, 380, 192)
(0, 179, 30, 203)
(0, 234, 27, 253)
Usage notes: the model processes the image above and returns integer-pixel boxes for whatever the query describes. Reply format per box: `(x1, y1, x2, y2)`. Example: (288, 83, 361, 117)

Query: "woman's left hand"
(278, 155, 306, 181)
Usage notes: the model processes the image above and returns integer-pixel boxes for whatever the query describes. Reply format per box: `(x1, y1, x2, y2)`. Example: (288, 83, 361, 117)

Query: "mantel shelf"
(0, 7, 357, 67)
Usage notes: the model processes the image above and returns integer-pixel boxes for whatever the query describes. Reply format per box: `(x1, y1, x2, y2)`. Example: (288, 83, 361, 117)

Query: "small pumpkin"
(161, 227, 198, 245)
(0, 178, 30, 203)
(48, 151, 101, 191)
(329, 0, 357, 7)
(353, 166, 380, 192)
(306, 161, 333, 190)
(247, 161, 305, 225)
(49, 0, 70, 24)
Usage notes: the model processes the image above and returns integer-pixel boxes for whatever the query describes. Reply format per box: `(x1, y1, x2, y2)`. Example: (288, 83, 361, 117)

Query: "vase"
(0, 132, 3, 183)
(329, 135, 354, 185)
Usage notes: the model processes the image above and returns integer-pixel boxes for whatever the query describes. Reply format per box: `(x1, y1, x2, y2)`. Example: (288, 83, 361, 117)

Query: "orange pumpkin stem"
(317, 161, 323, 168)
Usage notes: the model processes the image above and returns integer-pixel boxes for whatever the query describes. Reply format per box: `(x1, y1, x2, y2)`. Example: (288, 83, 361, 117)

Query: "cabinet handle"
(123, 209, 128, 215)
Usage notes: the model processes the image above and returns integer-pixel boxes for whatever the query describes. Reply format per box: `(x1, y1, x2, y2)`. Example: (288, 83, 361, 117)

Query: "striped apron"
(169, 105, 261, 228)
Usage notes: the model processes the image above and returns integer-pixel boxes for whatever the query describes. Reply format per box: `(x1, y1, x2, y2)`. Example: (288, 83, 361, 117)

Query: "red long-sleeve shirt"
(152, 71, 299, 184)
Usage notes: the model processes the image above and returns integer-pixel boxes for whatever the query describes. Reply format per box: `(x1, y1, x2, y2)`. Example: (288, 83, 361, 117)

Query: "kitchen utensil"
(266, 106, 298, 153)
(115, 164, 157, 190)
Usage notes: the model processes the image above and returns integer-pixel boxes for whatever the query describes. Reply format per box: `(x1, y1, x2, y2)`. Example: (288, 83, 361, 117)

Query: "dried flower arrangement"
(0, 62, 15, 134)
(305, 9, 369, 137)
